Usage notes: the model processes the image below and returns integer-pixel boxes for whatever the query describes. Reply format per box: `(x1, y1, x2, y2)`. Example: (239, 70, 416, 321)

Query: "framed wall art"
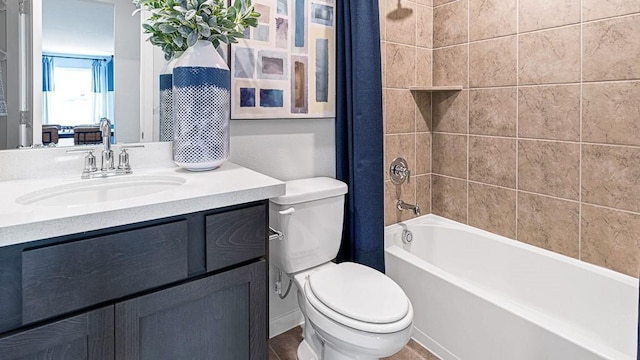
(230, 0, 336, 119)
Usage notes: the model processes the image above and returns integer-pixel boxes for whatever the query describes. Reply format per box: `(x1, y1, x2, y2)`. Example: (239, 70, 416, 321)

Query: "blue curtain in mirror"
(335, 1, 385, 271)
(42, 56, 55, 124)
(91, 58, 114, 123)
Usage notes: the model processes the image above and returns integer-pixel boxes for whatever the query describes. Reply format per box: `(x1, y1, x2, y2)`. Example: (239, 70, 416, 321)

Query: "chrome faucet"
(99, 118, 114, 171)
(66, 118, 143, 179)
(397, 199, 420, 216)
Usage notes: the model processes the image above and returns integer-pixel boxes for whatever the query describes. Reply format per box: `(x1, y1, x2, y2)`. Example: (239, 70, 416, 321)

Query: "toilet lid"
(308, 262, 410, 324)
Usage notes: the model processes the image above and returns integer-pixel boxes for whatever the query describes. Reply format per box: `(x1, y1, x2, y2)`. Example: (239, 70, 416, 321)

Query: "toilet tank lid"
(270, 177, 348, 205)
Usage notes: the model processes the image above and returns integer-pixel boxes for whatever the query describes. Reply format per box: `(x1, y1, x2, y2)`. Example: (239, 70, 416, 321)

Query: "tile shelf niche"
(409, 86, 463, 92)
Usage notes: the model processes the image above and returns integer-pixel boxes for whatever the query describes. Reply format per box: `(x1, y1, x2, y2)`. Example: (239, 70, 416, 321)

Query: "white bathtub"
(384, 215, 639, 360)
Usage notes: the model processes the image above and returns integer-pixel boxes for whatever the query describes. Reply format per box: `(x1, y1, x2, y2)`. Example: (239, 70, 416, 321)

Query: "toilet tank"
(269, 177, 348, 274)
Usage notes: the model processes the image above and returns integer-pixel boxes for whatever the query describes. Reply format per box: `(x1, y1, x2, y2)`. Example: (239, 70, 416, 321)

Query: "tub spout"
(397, 199, 420, 216)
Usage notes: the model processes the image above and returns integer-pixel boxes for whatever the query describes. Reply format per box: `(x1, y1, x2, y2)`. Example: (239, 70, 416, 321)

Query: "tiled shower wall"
(381, 0, 434, 225)
(382, 0, 640, 278)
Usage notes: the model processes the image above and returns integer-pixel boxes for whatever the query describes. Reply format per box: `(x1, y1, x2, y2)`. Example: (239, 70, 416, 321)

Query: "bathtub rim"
(384, 214, 638, 286)
(384, 244, 634, 360)
(384, 214, 639, 360)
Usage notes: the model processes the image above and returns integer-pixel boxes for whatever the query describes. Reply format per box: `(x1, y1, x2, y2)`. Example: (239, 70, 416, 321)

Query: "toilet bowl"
(269, 177, 413, 359)
(293, 262, 413, 360)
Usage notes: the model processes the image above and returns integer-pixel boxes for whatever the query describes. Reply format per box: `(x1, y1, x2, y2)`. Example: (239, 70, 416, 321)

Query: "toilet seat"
(304, 262, 413, 334)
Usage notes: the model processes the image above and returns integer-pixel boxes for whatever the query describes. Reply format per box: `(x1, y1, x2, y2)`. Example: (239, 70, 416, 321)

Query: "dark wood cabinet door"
(0, 306, 114, 360)
(115, 260, 267, 360)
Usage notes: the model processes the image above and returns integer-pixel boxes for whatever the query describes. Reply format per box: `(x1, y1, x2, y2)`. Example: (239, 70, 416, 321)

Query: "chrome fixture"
(397, 199, 420, 216)
(402, 229, 413, 244)
(99, 118, 114, 171)
(68, 143, 144, 179)
(390, 157, 410, 185)
(269, 227, 283, 241)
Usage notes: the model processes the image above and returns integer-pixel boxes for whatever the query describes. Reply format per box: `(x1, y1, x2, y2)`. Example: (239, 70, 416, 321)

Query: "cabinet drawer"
(206, 204, 266, 272)
(22, 220, 189, 324)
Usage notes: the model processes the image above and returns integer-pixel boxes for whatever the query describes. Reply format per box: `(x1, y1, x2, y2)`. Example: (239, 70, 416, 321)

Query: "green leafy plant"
(132, 0, 260, 60)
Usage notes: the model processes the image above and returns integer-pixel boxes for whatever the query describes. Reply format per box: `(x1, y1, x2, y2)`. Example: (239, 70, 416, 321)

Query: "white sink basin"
(15, 175, 186, 206)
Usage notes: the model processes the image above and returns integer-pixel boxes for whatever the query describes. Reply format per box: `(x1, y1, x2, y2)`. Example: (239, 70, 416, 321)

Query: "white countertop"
(0, 161, 285, 247)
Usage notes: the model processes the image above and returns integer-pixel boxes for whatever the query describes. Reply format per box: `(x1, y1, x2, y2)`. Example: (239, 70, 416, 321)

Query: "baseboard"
(269, 308, 304, 338)
(411, 326, 459, 360)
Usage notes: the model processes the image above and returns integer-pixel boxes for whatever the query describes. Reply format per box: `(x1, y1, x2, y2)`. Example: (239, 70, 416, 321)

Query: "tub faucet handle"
(390, 157, 411, 185)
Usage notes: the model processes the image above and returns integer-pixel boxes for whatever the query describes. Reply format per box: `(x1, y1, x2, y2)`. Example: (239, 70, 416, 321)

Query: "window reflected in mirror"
(41, 0, 115, 147)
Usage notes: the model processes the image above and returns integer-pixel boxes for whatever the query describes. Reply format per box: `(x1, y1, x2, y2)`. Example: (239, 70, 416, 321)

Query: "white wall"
(113, 0, 140, 144)
(229, 117, 336, 337)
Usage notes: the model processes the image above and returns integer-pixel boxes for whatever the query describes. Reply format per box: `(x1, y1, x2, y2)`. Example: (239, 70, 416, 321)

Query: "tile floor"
(268, 326, 440, 360)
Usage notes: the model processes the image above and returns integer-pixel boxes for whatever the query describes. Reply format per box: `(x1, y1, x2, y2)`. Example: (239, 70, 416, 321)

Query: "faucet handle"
(82, 151, 98, 179)
(117, 148, 131, 172)
(115, 145, 143, 174)
(390, 157, 411, 185)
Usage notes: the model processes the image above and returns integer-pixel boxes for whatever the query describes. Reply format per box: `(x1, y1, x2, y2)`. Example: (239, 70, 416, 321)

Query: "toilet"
(270, 177, 414, 360)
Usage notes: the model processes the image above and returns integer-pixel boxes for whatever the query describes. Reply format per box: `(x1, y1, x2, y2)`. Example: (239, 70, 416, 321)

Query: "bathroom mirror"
(0, 0, 162, 150)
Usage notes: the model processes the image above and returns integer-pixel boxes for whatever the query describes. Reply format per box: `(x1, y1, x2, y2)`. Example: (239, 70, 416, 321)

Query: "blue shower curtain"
(335, 1, 385, 271)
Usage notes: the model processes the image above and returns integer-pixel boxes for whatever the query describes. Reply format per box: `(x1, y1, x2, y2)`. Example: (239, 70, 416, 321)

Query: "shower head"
(387, 0, 414, 20)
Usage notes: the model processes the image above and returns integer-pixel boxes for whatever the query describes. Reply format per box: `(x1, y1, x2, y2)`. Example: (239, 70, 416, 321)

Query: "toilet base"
(322, 343, 380, 360)
(296, 337, 381, 360)
(297, 339, 319, 360)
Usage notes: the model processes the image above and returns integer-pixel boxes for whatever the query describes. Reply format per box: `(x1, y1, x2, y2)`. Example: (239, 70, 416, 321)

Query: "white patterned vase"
(159, 58, 178, 142)
(172, 40, 230, 171)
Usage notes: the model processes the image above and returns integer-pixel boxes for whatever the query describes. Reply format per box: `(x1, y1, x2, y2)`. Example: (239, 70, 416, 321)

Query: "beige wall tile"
(432, 133, 467, 178)
(384, 89, 416, 134)
(417, 5, 434, 48)
(469, 0, 516, 41)
(416, 132, 432, 174)
(469, 88, 517, 137)
(518, 0, 580, 32)
(582, 145, 640, 213)
(434, 0, 457, 6)
(386, 0, 416, 46)
(518, 140, 580, 200)
(518, 85, 581, 141)
(469, 136, 516, 188)
(433, 44, 468, 87)
(432, 175, 467, 223)
(415, 91, 433, 132)
(416, 0, 434, 6)
(583, 0, 640, 22)
(468, 183, 516, 238)
(582, 205, 640, 277)
(380, 42, 387, 88)
(385, 180, 417, 225)
(386, 43, 416, 88)
(469, 36, 517, 88)
(385, 134, 417, 181)
(583, 15, 640, 82)
(433, 0, 458, 6)
(416, 175, 432, 215)
(434, 0, 468, 47)
(519, 26, 581, 85)
(432, 90, 468, 133)
(583, 82, 640, 146)
(517, 192, 579, 258)
(417, 48, 433, 86)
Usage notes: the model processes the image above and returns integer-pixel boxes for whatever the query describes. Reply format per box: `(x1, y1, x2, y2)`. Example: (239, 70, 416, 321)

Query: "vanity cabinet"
(0, 201, 268, 360)
(0, 307, 114, 359)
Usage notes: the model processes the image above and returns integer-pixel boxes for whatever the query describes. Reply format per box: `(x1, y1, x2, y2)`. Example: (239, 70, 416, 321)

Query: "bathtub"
(384, 215, 639, 360)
